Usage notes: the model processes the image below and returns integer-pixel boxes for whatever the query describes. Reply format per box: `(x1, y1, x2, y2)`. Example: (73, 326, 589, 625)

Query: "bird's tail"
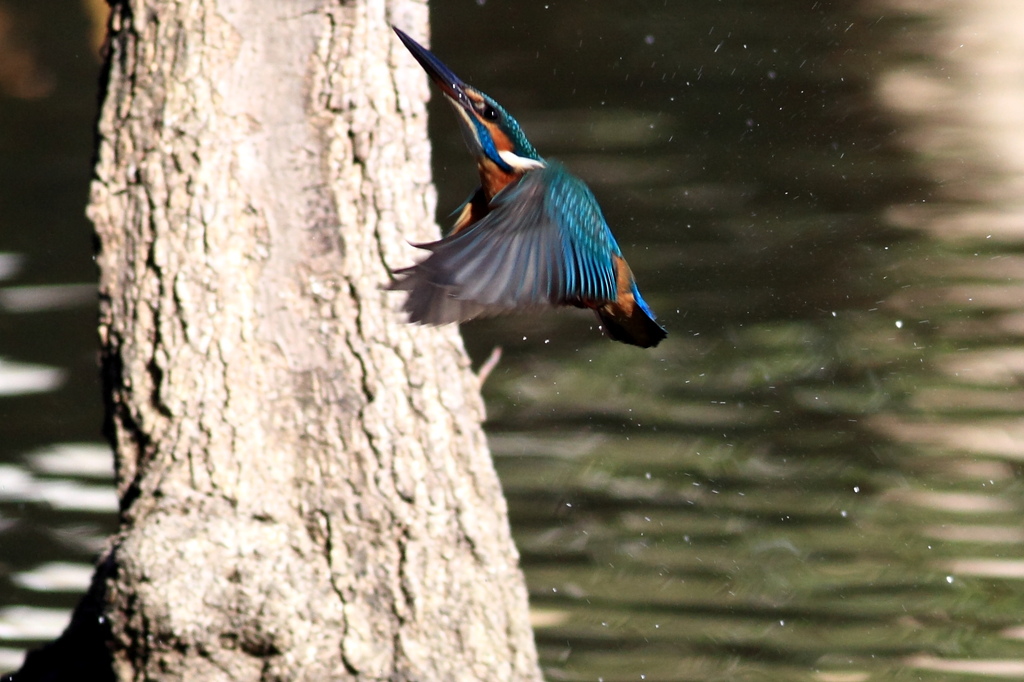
(595, 282, 667, 348)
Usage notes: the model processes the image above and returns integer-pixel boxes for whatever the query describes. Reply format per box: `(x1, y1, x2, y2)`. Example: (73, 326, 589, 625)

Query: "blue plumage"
(394, 162, 618, 318)
(390, 27, 666, 348)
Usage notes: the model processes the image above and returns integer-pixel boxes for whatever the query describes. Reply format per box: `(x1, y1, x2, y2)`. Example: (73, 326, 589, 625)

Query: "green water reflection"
(430, 1, 1024, 680)
(2, 1, 1024, 680)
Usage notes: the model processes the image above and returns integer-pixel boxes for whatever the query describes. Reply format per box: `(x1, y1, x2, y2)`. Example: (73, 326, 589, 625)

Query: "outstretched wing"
(391, 161, 623, 325)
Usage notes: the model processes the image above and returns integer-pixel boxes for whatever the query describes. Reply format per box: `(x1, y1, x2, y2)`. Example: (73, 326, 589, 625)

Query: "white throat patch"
(498, 150, 546, 171)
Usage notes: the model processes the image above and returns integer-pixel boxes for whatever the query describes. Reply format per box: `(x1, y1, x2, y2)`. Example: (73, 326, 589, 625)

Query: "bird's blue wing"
(391, 161, 623, 324)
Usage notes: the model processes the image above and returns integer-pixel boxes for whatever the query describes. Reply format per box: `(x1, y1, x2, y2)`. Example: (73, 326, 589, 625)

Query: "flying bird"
(390, 27, 666, 348)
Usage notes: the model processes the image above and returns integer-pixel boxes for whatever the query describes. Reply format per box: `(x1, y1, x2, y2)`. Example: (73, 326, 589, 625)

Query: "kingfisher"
(390, 27, 667, 348)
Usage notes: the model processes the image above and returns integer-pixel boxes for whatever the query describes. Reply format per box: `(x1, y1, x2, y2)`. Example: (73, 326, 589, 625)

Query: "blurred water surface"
(1, 1, 1023, 679)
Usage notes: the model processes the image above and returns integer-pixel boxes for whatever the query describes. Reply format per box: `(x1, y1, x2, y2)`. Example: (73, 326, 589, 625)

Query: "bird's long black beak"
(392, 26, 470, 108)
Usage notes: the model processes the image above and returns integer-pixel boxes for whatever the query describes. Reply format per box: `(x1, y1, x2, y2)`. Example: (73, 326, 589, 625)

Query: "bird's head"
(393, 26, 544, 175)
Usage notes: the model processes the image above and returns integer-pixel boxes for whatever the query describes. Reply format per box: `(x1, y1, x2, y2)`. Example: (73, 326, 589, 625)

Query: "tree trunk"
(11, 0, 540, 680)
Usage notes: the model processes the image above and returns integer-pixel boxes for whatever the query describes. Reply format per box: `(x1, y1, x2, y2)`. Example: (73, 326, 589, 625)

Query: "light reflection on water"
(0, 443, 114, 669)
(1, 0, 1024, 680)
(432, 0, 1024, 679)
(0, 358, 63, 397)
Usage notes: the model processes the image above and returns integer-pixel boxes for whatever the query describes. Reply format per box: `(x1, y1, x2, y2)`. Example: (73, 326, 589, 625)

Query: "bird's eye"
(477, 102, 499, 121)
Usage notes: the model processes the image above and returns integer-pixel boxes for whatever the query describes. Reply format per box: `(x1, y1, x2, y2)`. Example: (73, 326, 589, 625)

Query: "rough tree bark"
(11, 0, 541, 680)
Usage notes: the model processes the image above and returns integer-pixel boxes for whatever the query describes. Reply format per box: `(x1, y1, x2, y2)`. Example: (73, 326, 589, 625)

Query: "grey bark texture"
(10, 0, 541, 680)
